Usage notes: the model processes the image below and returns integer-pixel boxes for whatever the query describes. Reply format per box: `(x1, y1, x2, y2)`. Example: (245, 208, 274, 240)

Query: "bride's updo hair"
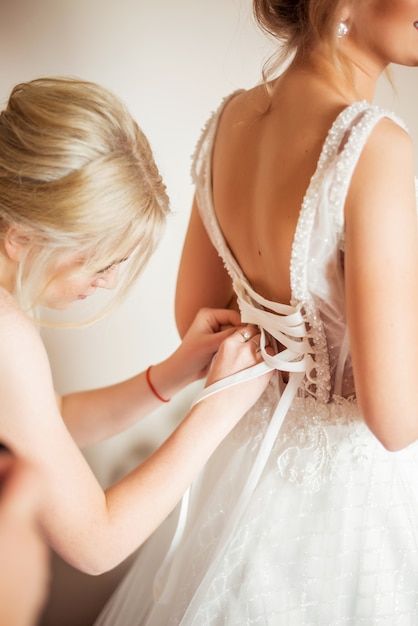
(0, 77, 170, 315)
(253, 0, 348, 75)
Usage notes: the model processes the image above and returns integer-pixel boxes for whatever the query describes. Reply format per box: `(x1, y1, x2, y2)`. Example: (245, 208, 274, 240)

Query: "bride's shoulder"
(219, 84, 268, 117)
(362, 114, 414, 170)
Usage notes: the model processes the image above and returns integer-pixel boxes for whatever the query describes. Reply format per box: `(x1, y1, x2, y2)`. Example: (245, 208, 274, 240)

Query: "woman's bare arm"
(175, 196, 235, 337)
(59, 307, 241, 447)
(0, 304, 269, 574)
(345, 118, 418, 451)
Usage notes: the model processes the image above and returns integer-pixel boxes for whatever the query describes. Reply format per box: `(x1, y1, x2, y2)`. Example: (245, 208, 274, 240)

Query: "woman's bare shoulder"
(346, 115, 414, 214)
(0, 289, 49, 374)
(0, 291, 58, 451)
(0, 289, 39, 337)
(220, 83, 268, 119)
(367, 114, 413, 157)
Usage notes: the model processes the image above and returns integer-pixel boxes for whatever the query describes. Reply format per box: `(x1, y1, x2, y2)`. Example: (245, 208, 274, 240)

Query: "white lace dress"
(95, 98, 418, 625)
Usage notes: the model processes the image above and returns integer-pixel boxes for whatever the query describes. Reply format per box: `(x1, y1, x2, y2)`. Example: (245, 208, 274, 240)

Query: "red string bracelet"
(146, 366, 170, 403)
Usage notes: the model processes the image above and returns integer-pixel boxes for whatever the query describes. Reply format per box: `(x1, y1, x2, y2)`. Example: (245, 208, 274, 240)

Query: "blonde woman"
(96, 1, 418, 624)
(0, 77, 270, 578)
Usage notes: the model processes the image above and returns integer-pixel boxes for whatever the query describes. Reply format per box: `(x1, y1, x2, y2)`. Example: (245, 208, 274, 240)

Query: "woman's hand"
(152, 309, 270, 405)
(201, 325, 272, 421)
(169, 307, 243, 385)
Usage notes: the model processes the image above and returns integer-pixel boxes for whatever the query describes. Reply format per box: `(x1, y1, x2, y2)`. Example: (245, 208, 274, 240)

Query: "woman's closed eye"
(97, 263, 118, 275)
(96, 256, 130, 275)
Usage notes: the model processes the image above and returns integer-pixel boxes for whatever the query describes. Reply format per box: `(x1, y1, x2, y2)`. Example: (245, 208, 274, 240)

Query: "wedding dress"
(95, 96, 418, 625)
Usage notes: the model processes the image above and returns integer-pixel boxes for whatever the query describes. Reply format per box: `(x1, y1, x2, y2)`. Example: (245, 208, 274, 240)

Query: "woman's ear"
(339, 2, 351, 24)
(3, 228, 30, 262)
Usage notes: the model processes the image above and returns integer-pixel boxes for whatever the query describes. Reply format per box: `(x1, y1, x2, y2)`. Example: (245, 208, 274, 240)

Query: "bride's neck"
(289, 44, 381, 103)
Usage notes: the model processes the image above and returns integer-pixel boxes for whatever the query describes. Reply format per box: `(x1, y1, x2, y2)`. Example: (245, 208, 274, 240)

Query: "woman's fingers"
(234, 325, 259, 343)
(196, 307, 242, 333)
(208, 327, 264, 382)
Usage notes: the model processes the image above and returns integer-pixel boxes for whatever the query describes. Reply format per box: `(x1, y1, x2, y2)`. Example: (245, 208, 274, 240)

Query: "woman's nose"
(91, 265, 120, 290)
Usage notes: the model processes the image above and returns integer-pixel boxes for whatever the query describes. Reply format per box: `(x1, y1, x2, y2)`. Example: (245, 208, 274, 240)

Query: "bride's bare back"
(212, 73, 349, 304)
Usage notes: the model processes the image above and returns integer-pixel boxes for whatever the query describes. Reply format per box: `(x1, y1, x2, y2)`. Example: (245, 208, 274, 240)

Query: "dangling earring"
(337, 20, 349, 39)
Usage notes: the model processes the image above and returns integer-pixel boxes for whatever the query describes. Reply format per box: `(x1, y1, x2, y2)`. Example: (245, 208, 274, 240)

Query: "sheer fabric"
(95, 98, 418, 625)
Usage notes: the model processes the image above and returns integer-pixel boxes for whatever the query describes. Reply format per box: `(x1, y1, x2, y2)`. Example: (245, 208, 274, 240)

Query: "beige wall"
(1, 2, 417, 624)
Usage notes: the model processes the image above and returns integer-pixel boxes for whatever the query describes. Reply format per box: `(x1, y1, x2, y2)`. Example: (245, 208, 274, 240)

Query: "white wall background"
(1, 2, 417, 624)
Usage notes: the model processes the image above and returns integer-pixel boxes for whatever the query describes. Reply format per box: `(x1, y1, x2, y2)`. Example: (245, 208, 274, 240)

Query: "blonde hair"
(253, 0, 350, 79)
(0, 77, 169, 319)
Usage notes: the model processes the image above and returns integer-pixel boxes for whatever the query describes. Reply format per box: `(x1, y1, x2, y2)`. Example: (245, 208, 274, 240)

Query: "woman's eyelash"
(98, 263, 117, 274)
(97, 255, 130, 274)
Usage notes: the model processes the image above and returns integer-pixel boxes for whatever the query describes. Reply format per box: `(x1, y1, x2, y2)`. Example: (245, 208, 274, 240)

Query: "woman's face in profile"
(40, 254, 122, 310)
(346, 0, 418, 70)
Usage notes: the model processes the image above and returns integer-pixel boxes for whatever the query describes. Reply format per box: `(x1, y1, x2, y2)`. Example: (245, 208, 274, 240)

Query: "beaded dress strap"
(327, 103, 408, 237)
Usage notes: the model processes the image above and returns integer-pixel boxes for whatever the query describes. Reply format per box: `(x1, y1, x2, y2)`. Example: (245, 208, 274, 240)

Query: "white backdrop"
(1, 2, 417, 624)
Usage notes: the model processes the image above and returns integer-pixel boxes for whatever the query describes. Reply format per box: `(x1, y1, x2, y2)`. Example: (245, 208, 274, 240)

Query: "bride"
(96, 0, 418, 623)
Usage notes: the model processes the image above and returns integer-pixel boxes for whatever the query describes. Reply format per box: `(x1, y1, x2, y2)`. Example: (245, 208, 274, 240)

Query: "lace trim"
(276, 395, 364, 490)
